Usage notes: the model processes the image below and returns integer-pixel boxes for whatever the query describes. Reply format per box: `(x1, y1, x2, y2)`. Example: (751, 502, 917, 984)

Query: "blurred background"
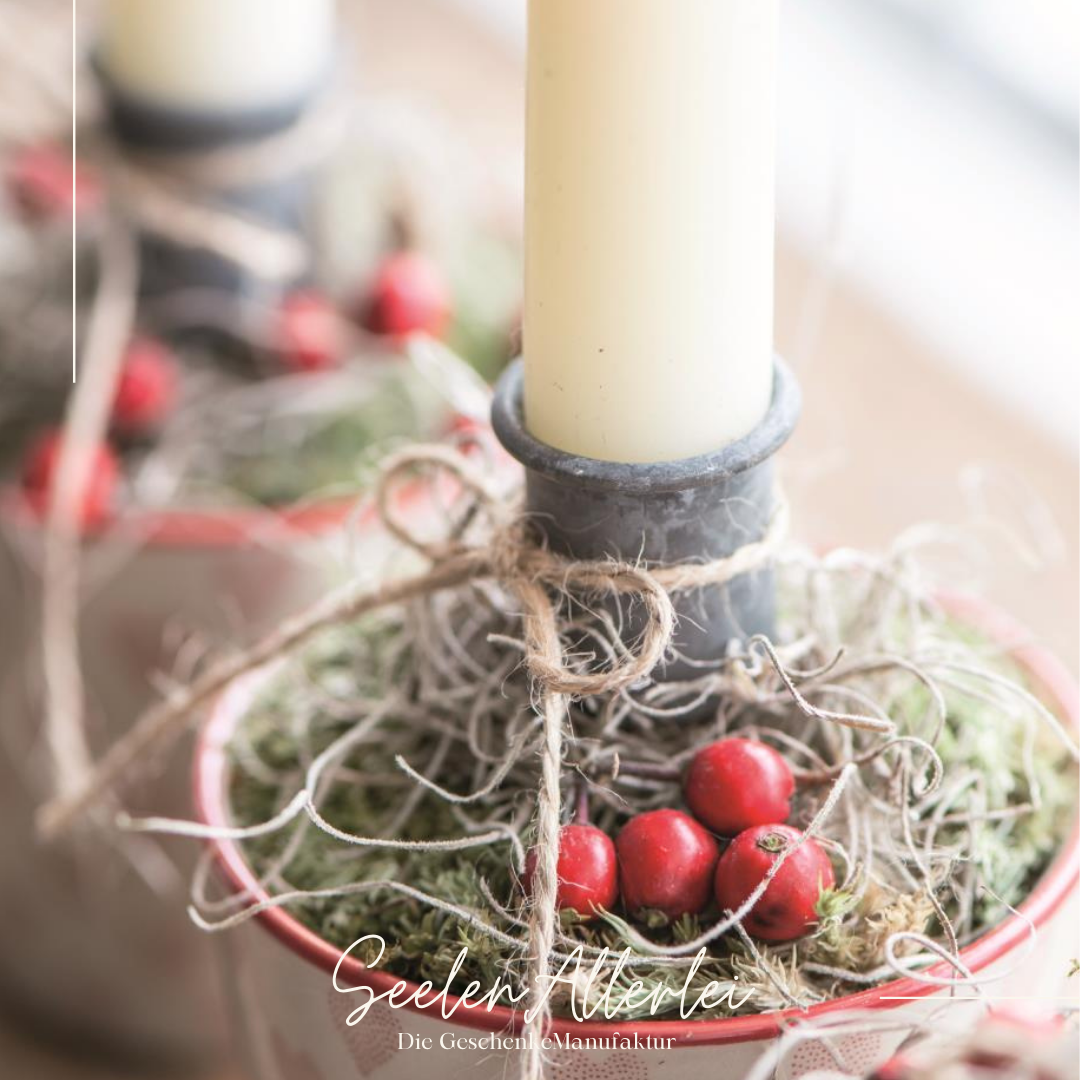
(0, 0, 1076, 1076)
(442, 0, 1080, 659)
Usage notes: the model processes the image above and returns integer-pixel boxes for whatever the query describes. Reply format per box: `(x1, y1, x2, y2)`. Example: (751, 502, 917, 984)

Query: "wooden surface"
(5, 0, 1075, 1077)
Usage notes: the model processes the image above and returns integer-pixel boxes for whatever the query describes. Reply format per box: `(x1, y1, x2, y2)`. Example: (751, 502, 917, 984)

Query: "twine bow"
(377, 446, 686, 699)
(37, 440, 787, 832)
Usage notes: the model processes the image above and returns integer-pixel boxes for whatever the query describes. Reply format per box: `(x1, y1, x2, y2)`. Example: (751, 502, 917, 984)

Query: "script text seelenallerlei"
(335, 935, 755, 1027)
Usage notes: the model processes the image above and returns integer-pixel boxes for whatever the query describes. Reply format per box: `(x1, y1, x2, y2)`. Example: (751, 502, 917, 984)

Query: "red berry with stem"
(684, 737, 795, 836)
(714, 824, 834, 942)
(21, 429, 119, 531)
(362, 251, 451, 339)
(112, 337, 179, 437)
(7, 144, 101, 222)
(276, 290, 345, 373)
(616, 809, 720, 920)
(523, 824, 618, 920)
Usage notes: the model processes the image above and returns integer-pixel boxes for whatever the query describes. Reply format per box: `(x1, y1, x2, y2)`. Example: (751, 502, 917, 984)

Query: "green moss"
(207, 366, 443, 506)
(224, 599, 1078, 1020)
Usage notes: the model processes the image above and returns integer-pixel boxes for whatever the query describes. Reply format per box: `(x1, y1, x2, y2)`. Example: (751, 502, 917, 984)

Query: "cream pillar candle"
(100, 0, 336, 112)
(524, 0, 777, 464)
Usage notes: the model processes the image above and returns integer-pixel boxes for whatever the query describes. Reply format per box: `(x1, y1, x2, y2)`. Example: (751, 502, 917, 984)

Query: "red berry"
(523, 824, 618, 920)
(21, 429, 119, 531)
(362, 252, 451, 339)
(684, 738, 794, 836)
(714, 824, 834, 942)
(7, 144, 100, 222)
(112, 337, 179, 437)
(276, 290, 344, 373)
(616, 809, 719, 920)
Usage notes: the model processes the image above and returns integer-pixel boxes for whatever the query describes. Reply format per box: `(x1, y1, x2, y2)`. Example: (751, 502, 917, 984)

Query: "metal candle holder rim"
(491, 356, 801, 495)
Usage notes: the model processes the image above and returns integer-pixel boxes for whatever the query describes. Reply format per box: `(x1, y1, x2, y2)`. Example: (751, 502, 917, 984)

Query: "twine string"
(40, 222, 138, 807)
(516, 581, 567, 1080)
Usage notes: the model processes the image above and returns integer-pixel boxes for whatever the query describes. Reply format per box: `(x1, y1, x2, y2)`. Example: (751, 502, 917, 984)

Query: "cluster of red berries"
(7, 143, 456, 528)
(15, 242, 453, 529)
(524, 738, 835, 943)
(5, 141, 452, 365)
(278, 252, 452, 374)
(20, 336, 179, 529)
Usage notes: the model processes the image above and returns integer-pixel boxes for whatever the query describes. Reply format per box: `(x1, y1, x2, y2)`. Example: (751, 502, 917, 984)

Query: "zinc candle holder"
(97, 62, 331, 307)
(491, 358, 801, 687)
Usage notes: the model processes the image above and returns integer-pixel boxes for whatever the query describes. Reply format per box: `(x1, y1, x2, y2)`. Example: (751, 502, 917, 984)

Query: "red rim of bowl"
(0, 485, 359, 548)
(195, 594, 1080, 1046)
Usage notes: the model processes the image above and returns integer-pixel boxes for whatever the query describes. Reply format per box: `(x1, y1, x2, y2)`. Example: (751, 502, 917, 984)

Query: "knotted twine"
(38, 443, 787, 1079)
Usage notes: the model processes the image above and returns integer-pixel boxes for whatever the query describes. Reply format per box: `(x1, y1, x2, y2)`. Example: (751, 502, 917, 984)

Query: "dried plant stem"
(41, 223, 137, 805)
(37, 551, 484, 839)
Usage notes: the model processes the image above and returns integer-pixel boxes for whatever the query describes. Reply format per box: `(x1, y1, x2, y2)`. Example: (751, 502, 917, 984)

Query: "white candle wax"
(100, 0, 336, 112)
(524, 0, 777, 463)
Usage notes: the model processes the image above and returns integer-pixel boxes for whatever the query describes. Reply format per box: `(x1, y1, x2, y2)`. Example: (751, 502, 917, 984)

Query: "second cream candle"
(524, 0, 778, 464)
(100, 0, 336, 113)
